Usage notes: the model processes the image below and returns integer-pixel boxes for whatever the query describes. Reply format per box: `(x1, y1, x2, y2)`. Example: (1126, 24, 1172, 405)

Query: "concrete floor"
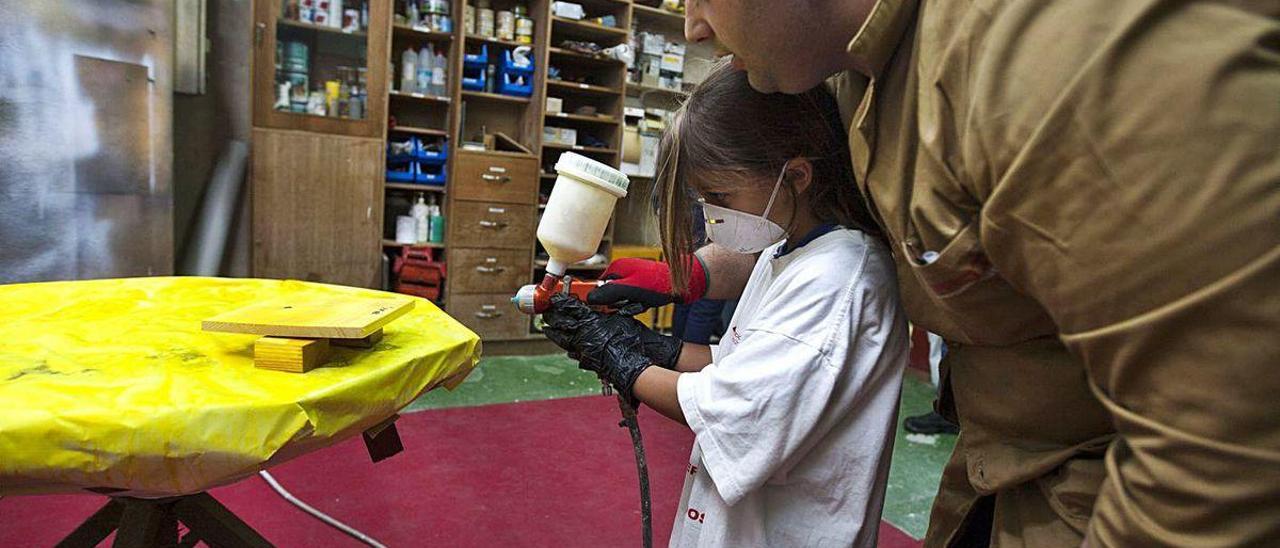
(406, 354, 955, 540)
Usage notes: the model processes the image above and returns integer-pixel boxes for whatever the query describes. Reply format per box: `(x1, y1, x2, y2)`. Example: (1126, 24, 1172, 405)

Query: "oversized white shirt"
(670, 228, 909, 547)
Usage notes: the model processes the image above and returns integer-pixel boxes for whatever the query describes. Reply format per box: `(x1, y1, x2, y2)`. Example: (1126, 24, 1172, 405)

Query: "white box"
(552, 2, 585, 20)
(638, 133, 660, 177)
(546, 96, 563, 114)
(660, 53, 684, 73)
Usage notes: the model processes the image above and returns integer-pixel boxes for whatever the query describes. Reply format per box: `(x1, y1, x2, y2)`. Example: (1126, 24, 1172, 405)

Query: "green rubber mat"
(406, 354, 599, 412)
(883, 374, 956, 539)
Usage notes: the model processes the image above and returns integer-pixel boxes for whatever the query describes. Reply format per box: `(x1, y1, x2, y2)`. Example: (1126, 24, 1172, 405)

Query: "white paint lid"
(555, 152, 629, 197)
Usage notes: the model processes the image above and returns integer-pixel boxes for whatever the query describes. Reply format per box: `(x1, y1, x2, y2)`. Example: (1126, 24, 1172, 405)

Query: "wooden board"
(254, 337, 331, 373)
(203, 297, 414, 339)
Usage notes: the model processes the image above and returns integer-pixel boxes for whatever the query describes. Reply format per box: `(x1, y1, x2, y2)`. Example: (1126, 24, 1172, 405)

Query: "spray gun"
(510, 153, 652, 547)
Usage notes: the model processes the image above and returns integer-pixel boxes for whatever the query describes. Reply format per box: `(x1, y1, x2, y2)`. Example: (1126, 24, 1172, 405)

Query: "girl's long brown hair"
(657, 61, 880, 296)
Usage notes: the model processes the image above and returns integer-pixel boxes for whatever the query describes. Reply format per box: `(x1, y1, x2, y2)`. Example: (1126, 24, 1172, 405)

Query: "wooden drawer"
(454, 151, 538, 204)
(449, 293, 530, 340)
(449, 248, 533, 294)
(449, 201, 536, 249)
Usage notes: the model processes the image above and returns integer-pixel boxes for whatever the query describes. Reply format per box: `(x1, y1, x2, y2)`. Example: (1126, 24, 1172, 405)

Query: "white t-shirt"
(670, 228, 909, 547)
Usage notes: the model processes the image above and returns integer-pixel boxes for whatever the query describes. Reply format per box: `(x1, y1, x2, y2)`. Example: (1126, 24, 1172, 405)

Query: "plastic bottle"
(400, 47, 418, 93)
(417, 45, 433, 95)
(411, 193, 430, 243)
(538, 152, 630, 276)
(428, 195, 445, 243)
(432, 50, 448, 95)
(407, 0, 420, 27)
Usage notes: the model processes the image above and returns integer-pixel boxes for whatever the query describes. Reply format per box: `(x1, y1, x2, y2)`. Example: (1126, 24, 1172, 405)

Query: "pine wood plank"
(203, 297, 414, 339)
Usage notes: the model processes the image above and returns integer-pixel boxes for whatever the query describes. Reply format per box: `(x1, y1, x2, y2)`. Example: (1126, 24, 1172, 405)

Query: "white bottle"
(400, 47, 418, 93)
(432, 50, 448, 95)
(329, 0, 343, 28)
(418, 45, 433, 95)
(411, 193, 430, 243)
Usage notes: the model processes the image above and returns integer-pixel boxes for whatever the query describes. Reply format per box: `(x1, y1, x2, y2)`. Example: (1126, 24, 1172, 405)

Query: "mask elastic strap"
(759, 161, 789, 219)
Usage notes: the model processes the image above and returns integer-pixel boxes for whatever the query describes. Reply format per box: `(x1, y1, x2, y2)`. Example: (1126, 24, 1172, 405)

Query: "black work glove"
(542, 293, 676, 401)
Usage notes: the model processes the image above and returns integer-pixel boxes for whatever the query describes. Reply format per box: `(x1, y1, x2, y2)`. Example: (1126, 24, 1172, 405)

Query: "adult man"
(549, 0, 1279, 545)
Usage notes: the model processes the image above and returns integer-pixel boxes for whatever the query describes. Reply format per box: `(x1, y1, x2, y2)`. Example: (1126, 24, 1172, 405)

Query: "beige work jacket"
(829, 0, 1280, 545)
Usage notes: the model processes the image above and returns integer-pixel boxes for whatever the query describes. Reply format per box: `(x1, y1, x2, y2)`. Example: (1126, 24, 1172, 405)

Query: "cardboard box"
(545, 96, 563, 114)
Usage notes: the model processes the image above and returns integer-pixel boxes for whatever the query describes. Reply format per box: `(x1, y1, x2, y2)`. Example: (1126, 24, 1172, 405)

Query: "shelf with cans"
(271, 1, 376, 125)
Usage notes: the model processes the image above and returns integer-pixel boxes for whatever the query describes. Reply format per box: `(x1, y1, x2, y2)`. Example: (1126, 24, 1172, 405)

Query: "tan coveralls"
(827, 0, 1280, 545)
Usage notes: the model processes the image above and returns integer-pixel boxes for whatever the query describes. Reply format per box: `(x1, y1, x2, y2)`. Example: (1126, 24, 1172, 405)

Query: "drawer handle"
(478, 220, 508, 229)
(476, 265, 506, 274)
(481, 174, 512, 184)
(487, 166, 508, 174)
(475, 310, 504, 319)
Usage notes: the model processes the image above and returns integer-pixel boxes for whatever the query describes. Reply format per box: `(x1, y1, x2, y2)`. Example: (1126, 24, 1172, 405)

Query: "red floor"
(0, 396, 920, 547)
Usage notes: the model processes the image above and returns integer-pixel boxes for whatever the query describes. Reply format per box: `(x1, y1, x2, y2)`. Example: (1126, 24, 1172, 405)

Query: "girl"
(542, 63, 909, 547)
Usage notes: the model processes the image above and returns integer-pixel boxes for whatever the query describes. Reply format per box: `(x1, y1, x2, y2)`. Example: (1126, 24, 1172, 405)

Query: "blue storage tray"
(500, 50, 535, 75)
(498, 73, 534, 97)
(387, 162, 416, 182)
(387, 137, 417, 164)
(463, 45, 488, 67)
(416, 164, 447, 185)
(417, 141, 448, 164)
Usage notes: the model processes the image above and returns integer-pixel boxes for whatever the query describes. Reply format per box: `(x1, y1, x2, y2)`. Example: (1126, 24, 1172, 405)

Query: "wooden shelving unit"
(546, 78, 622, 95)
(277, 18, 369, 37)
(461, 90, 532, 104)
(389, 90, 453, 103)
(383, 239, 447, 249)
(548, 46, 626, 66)
(545, 111, 620, 125)
(541, 142, 618, 154)
(388, 125, 449, 137)
(385, 183, 447, 192)
(464, 34, 528, 48)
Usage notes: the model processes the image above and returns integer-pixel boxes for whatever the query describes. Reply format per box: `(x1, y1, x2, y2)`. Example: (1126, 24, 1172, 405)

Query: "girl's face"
(693, 169, 797, 230)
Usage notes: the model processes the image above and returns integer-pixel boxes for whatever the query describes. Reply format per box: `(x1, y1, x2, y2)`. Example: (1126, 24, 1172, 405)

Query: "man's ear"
(786, 158, 814, 194)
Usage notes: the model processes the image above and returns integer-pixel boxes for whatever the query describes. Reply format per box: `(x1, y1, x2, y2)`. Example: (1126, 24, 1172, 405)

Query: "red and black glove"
(586, 257, 707, 311)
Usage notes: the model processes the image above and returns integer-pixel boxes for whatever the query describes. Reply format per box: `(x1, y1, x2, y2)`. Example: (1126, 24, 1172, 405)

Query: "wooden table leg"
(55, 499, 125, 548)
(172, 492, 272, 548)
(113, 498, 177, 548)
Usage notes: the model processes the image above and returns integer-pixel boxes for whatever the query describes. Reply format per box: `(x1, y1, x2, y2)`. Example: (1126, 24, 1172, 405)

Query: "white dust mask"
(701, 165, 789, 254)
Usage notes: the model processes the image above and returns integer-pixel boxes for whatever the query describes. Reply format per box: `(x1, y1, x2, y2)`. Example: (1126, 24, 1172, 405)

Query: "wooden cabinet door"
(252, 0, 390, 138)
(251, 128, 383, 287)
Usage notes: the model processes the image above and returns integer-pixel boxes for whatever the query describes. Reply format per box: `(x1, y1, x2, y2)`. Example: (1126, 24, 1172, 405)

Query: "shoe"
(904, 411, 959, 435)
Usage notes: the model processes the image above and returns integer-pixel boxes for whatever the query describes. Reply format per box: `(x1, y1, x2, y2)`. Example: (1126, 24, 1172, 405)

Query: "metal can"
(516, 16, 534, 44)
(477, 6, 495, 38)
(496, 10, 515, 41)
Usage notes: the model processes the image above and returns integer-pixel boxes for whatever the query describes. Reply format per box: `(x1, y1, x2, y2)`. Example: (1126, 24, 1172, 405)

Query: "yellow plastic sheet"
(0, 277, 481, 497)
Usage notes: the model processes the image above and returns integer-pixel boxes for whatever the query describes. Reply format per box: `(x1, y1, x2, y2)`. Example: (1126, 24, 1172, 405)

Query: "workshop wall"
(172, 0, 254, 276)
(0, 1, 174, 283)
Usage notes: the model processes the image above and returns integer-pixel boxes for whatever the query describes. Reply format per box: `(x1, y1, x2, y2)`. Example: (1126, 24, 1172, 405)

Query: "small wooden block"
(331, 329, 384, 348)
(362, 415, 404, 463)
(253, 337, 330, 373)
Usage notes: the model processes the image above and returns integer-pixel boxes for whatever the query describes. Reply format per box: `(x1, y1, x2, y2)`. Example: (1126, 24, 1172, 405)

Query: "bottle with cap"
(411, 193, 430, 243)
(538, 152, 630, 276)
(400, 46, 418, 93)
